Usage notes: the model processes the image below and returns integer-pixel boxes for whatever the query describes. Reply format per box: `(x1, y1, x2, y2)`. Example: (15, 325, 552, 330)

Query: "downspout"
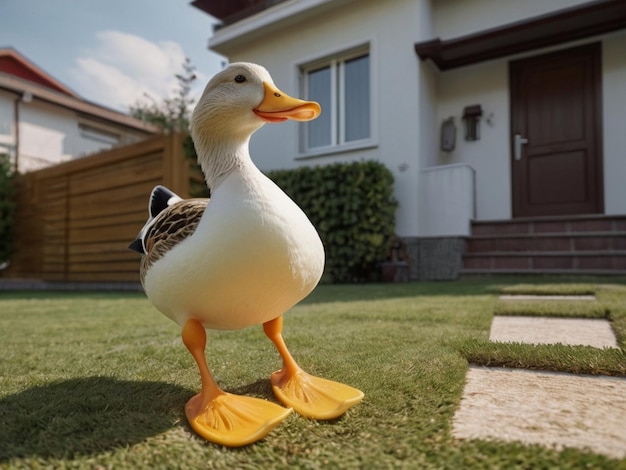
(13, 95, 19, 171)
(14, 91, 32, 172)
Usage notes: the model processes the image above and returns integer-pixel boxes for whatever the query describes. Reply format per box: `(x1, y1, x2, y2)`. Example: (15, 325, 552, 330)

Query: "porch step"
(463, 251, 626, 272)
(466, 232, 626, 253)
(470, 214, 626, 236)
(461, 215, 626, 275)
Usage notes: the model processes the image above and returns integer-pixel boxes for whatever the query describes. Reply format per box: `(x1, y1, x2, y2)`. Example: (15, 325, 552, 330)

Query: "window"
(78, 123, 120, 146)
(301, 49, 371, 153)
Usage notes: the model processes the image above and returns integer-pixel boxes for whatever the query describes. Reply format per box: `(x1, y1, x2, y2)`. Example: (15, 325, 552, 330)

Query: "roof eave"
(0, 74, 161, 133)
(191, 0, 290, 26)
(208, 0, 356, 55)
(415, 0, 626, 71)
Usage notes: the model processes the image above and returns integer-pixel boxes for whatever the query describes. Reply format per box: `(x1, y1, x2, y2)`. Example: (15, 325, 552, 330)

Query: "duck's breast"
(143, 169, 324, 329)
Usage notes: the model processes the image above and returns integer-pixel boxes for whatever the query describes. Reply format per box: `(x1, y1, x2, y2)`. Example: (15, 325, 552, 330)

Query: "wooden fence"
(4, 133, 194, 283)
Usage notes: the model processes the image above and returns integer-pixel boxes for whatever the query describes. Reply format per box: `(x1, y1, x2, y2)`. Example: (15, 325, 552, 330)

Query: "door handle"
(514, 134, 529, 160)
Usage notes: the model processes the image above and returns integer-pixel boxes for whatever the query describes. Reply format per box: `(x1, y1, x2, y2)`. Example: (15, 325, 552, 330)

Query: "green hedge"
(0, 153, 16, 264)
(268, 161, 397, 283)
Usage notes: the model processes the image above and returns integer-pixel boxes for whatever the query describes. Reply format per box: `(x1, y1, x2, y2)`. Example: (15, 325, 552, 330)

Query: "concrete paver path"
(499, 294, 596, 301)
(454, 291, 624, 459)
(490, 316, 618, 349)
(453, 367, 626, 459)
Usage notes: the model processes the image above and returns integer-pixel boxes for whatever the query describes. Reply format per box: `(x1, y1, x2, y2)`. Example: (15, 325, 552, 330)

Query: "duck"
(129, 62, 363, 447)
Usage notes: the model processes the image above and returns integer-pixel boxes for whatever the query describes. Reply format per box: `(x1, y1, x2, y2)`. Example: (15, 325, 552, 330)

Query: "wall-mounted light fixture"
(462, 105, 482, 141)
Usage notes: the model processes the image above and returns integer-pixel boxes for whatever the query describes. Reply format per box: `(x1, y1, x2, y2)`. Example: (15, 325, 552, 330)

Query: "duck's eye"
(234, 75, 246, 83)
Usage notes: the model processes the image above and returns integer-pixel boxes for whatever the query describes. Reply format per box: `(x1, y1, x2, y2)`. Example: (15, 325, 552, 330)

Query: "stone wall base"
(402, 237, 466, 281)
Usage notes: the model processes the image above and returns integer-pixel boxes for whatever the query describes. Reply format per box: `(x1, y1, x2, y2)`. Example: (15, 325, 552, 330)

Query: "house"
(0, 47, 159, 172)
(192, 0, 626, 279)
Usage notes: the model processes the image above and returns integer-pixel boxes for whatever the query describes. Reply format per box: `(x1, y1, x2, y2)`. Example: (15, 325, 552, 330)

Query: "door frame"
(509, 43, 604, 218)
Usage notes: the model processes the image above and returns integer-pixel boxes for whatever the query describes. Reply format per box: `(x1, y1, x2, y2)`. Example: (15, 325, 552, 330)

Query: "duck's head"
(191, 62, 320, 147)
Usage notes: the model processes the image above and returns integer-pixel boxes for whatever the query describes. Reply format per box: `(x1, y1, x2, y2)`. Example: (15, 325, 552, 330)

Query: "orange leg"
(182, 319, 224, 411)
(182, 319, 291, 446)
(263, 316, 364, 420)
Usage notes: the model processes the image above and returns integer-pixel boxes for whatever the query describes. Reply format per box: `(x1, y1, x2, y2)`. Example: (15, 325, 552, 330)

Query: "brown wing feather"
(140, 198, 209, 285)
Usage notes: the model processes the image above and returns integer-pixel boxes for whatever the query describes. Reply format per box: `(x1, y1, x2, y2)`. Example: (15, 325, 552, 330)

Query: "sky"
(0, 0, 226, 112)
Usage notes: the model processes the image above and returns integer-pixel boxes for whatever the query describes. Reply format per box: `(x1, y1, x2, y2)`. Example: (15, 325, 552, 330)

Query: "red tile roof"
(0, 47, 78, 97)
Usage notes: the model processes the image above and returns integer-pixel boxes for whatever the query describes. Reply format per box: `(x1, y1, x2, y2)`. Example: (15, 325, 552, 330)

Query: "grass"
(0, 278, 625, 468)
(472, 281, 626, 376)
(499, 283, 599, 296)
(461, 341, 626, 376)
(494, 300, 609, 318)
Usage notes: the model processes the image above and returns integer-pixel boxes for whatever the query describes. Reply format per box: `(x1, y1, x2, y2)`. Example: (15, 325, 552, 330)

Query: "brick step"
(461, 268, 626, 276)
(463, 251, 626, 271)
(471, 215, 626, 237)
(463, 215, 626, 275)
(466, 232, 626, 253)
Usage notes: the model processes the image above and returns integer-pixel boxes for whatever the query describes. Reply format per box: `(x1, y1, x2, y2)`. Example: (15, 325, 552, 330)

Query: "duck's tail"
(129, 185, 183, 254)
(149, 185, 183, 218)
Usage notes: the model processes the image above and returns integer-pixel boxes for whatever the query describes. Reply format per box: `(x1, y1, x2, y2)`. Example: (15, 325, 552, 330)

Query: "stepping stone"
(490, 316, 618, 349)
(453, 366, 626, 459)
(499, 295, 596, 301)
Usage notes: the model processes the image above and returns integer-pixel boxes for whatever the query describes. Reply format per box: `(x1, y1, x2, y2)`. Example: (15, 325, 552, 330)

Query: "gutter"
(209, 0, 357, 54)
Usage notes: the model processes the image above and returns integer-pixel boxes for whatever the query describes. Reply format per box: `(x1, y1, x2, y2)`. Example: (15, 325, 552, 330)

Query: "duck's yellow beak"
(254, 82, 321, 123)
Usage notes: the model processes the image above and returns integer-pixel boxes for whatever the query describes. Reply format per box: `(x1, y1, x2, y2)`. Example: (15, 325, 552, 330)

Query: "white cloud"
(70, 30, 197, 111)
(73, 57, 143, 107)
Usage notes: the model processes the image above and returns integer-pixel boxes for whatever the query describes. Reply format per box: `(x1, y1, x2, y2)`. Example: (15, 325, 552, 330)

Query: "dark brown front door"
(510, 43, 603, 218)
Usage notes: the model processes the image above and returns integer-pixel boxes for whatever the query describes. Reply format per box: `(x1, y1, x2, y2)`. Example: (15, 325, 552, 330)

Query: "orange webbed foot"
(185, 391, 292, 447)
(264, 317, 364, 420)
(270, 367, 364, 420)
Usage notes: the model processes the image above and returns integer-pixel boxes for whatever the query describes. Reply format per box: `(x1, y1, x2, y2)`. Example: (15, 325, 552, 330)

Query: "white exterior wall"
(432, 0, 592, 39)
(212, 0, 434, 237)
(0, 91, 16, 161)
(431, 59, 511, 222)
(430, 31, 626, 225)
(426, 0, 626, 229)
(602, 31, 626, 215)
(18, 101, 77, 171)
(0, 97, 149, 173)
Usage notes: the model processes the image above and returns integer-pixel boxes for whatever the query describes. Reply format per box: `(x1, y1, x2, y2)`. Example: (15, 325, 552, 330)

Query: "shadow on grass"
(228, 378, 275, 399)
(0, 377, 193, 462)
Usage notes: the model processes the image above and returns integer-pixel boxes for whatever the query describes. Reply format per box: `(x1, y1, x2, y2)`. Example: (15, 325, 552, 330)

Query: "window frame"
(297, 43, 377, 159)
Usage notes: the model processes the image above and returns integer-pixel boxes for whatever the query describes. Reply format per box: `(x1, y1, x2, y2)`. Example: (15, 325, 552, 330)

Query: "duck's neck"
(195, 136, 254, 192)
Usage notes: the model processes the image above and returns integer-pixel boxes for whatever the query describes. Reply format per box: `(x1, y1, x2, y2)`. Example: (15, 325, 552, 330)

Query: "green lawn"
(1, 278, 625, 469)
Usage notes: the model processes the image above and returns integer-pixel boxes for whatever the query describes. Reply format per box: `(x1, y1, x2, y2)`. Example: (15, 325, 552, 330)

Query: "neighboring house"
(193, 0, 626, 278)
(0, 47, 159, 172)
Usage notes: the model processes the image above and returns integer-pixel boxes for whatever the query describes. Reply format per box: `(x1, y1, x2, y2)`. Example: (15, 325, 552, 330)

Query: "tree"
(0, 152, 16, 266)
(129, 58, 197, 132)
